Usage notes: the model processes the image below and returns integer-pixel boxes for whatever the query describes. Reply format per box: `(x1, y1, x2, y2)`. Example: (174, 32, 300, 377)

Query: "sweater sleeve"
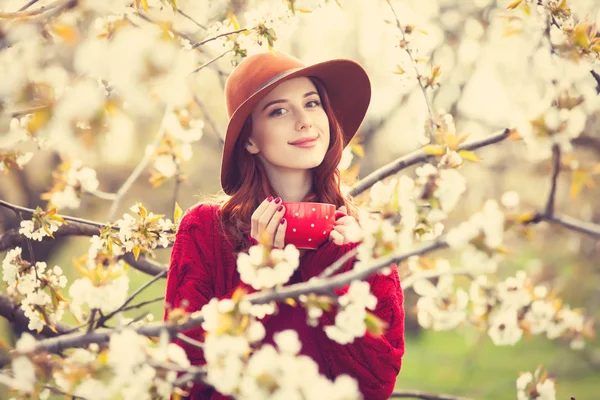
(163, 206, 258, 400)
(309, 242, 405, 400)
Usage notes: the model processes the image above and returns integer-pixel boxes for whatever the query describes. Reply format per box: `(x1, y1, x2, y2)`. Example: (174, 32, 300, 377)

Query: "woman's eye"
(269, 108, 286, 117)
(306, 100, 321, 108)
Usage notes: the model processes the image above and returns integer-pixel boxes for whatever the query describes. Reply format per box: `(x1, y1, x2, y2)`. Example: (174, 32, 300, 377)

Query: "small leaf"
(49, 22, 79, 43)
(139, 204, 148, 220)
(516, 212, 536, 223)
(174, 202, 183, 222)
(365, 311, 388, 337)
(422, 144, 445, 156)
(284, 298, 297, 307)
(132, 245, 141, 261)
(506, 0, 522, 9)
(393, 64, 406, 75)
(458, 150, 482, 162)
(350, 143, 365, 158)
(167, 0, 177, 11)
(141, 0, 149, 12)
(228, 10, 241, 30)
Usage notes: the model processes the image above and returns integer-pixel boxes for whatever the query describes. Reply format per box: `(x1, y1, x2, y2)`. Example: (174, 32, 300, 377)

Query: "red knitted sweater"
(163, 203, 405, 400)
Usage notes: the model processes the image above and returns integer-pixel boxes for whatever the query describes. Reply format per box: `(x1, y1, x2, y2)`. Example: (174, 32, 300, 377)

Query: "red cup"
(282, 202, 336, 250)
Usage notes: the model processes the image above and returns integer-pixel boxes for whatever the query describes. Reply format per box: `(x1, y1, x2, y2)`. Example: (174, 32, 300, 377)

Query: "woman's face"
(247, 77, 330, 173)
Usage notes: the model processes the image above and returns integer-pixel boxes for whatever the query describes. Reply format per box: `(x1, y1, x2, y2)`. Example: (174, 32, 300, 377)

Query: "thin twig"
(544, 144, 561, 218)
(386, 0, 437, 134)
(176, 8, 206, 30)
(120, 296, 164, 312)
(390, 391, 473, 400)
(176, 332, 204, 349)
(107, 103, 174, 221)
(318, 248, 359, 278)
(192, 28, 249, 48)
(0, 1, 58, 18)
(349, 128, 511, 197)
(190, 50, 232, 74)
(546, 214, 600, 237)
(97, 270, 167, 326)
(193, 94, 224, 146)
(19, 0, 42, 11)
(0, 199, 107, 229)
(88, 190, 117, 201)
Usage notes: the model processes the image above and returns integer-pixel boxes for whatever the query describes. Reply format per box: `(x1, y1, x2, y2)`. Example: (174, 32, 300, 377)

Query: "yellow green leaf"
(50, 22, 79, 43)
(227, 10, 241, 30)
(174, 202, 183, 222)
(141, 0, 149, 12)
(422, 144, 445, 156)
(284, 298, 297, 307)
(132, 245, 141, 261)
(167, 0, 177, 11)
(570, 169, 594, 199)
(458, 150, 482, 162)
(506, 0, 522, 9)
(393, 64, 406, 75)
(516, 212, 536, 223)
(364, 311, 387, 337)
(139, 204, 147, 220)
(351, 143, 365, 158)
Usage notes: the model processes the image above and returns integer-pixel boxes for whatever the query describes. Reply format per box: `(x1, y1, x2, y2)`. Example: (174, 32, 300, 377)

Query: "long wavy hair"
(204, 77, 358, 253)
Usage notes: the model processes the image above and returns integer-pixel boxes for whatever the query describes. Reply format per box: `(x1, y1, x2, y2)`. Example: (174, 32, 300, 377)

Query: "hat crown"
(224, 52, 306, 118)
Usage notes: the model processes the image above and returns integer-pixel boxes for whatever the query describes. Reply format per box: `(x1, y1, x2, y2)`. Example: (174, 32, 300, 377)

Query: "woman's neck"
(266, 168, 313, 202)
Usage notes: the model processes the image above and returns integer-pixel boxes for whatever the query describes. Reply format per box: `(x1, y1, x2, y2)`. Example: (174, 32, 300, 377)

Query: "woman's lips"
(290, 138, 318, 148)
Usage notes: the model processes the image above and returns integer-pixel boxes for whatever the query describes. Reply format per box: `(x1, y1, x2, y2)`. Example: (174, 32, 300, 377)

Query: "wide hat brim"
(220, 58, 371, 195)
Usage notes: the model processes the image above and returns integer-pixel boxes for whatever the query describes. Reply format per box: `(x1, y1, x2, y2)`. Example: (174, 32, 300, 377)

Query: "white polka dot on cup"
(293, 228, 296, 232)
(310, 223, 314, 228)
(312, 207, 316, 211)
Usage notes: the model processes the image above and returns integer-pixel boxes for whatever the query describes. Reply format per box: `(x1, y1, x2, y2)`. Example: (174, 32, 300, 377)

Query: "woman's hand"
(329, 205, 362, 245)
(250, 196, 287, 248)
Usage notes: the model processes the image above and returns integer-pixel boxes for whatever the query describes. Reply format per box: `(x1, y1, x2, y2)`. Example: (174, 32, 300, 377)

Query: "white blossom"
(237, 244, 300, 290)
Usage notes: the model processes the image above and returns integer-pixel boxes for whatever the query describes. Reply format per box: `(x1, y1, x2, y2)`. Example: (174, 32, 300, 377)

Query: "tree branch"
(0, 222, 101, 252)
(0, 1, 58, 18)
(120, 253, 168, 276)
(386, 0, 436, 134)
(0, 293, 72, 337)
(27, 240, 447, 354)
(349, 128, 511, 197)
(0, 199, 107, 229)
(390, 391, 473, 400)
(107, 103, 173, 221)
(190, 49, 232, 74)
(544, 144, 560, 218)
(401, 265, 484, 290)
(590, 69, 600, 94)
(191, 28, 249, 49)
(96, 270, 167, 328)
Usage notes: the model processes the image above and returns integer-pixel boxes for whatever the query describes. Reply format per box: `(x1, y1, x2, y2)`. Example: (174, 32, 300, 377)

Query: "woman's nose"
(295, 110, 313, 131)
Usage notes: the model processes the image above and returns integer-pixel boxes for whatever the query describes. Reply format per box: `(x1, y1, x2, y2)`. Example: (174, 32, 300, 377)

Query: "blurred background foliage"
(1, 0, 599, 398)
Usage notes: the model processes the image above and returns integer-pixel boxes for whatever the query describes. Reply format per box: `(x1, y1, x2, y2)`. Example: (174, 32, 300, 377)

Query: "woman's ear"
(246, 139, 260, 155)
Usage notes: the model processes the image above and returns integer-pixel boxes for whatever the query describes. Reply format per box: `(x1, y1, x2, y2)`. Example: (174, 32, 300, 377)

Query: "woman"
(163, 51, 405, 399)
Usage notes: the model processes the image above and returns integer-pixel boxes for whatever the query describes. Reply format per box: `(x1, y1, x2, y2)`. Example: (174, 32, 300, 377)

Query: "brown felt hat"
(220, 51, 371, 195)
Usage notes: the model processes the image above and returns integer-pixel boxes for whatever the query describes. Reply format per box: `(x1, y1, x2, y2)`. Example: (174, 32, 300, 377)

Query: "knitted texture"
(163, 203, 405, 400)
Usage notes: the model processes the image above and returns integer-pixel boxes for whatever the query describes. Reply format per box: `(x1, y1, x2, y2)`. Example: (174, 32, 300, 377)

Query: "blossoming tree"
(0, 0, 598, 399)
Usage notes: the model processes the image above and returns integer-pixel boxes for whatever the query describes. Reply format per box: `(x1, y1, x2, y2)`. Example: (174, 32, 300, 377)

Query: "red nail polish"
(280, 218, 285, 224)
(274, 197, 281, 204)
(267, 196, 273, 202)
(278, 205, 283, 212)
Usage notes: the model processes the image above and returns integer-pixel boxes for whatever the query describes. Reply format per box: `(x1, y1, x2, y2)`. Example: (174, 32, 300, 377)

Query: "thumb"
(339, 205, 347, 213)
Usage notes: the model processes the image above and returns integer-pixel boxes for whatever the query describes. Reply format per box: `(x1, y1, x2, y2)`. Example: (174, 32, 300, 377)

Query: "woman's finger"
(335, 216, 356, 226)
(251, 196, 273, 238)
(329, 229, 345, 245)
(256, 197, 281, 239)
(273, 217, 287, 249)
(265, 203, 285, 241)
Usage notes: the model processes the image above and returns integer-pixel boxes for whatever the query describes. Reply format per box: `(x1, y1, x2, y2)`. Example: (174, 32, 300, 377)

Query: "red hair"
(208, 77, 358, 253)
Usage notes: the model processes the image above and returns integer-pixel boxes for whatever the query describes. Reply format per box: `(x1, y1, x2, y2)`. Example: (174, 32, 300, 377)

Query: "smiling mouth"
(290, 138, 318, 148)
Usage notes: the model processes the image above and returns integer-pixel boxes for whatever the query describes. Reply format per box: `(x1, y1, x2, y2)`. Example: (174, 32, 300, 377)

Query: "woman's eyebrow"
(261, 91, 319, 111)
